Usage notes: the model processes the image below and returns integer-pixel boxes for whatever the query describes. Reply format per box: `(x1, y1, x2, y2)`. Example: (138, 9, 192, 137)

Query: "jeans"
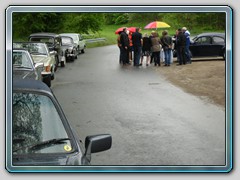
(133, 46, 142, 66)
(164, 49, 172, 65)
(185, 46, 191, 63)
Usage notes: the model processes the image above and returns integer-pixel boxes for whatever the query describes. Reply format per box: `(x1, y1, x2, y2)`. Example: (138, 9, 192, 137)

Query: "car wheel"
(61, 61, 65, 67)
(43, 75, 51, 87)
(81, 49, 85, 54)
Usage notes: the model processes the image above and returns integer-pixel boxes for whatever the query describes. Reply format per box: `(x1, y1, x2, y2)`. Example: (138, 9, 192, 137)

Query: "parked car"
(59, 33, 86, 54)
(60, 35, 78, 61)
(13, 48, 44, 81)
(29, 33, 66, 68)
(13, 42, 56, 87)
(12, 79, 112, 166)
(173, 32, 225, 60)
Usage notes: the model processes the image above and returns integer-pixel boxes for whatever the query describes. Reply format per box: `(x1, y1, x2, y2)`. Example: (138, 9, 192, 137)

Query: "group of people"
(117, 27, 191, 67)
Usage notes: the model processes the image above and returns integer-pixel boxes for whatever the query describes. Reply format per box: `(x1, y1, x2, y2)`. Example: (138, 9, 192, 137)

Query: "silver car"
(13, 49, 44, 81)
(13, 42, 56, 87)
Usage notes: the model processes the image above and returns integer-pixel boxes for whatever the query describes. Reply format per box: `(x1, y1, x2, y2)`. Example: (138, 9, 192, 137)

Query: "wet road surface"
(51, 45, 225, 165)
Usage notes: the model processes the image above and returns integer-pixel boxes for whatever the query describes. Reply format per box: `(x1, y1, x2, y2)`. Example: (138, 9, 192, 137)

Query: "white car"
(59, 33, 86, 54)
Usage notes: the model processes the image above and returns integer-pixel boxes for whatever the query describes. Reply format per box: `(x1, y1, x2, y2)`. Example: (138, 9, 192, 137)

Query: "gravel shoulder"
(156, 59, 225, 109)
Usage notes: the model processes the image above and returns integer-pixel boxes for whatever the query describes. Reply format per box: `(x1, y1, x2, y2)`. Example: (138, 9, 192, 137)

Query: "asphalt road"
(51, 45, 225, 166)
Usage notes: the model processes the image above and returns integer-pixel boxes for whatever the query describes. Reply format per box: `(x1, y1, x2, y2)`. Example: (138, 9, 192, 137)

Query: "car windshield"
(13, 43, 48, 55)
(13, 51, 33, 69)
(61, 37, 73, 45)
(30, 37, 54, 46)
(12, 92, 72, 154)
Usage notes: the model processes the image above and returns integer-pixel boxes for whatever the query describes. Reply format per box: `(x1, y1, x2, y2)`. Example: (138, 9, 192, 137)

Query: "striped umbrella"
(144, 21, 170, 29)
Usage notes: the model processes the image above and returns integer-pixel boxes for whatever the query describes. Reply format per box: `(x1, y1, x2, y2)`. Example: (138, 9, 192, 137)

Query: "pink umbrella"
(144, 21, 170, 29)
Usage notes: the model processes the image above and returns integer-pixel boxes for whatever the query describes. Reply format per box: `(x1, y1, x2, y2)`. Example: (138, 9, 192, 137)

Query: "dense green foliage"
(13, 12, 225, 46)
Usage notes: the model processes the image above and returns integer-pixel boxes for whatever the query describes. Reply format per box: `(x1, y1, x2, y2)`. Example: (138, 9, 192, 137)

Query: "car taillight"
(45, 65, 51, 72)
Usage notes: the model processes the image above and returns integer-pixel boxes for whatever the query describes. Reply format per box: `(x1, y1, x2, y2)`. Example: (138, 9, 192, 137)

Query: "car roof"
(29, 32, 60, 38)
(13, 79, 52, 94)
(60, 33, 79, 35)
(196, 32, 225, 38)
(13, 48, 29, 52)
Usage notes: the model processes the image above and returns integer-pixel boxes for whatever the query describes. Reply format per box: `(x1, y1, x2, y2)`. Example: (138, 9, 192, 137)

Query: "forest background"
(13, 12, 225, 47)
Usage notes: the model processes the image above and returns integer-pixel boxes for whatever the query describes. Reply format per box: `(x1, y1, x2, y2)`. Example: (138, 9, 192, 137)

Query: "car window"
(30, 37, 54, 46)
(13, 92, 72, 154)
(13, 51, 33, 69)
(195, 36, 212, 44)
(212, 36, 225, 44)
(61, 37, 73, 45)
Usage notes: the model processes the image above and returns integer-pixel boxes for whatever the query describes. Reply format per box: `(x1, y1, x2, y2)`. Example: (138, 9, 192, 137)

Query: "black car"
(12, 79, 112, 166)
(29, 33, 66, 68)
(60, 35, 78, 62)
(173, 32, 225, 60)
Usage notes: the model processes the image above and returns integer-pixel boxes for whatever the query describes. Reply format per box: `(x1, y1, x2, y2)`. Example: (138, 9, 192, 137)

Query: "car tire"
(54, 56, 59, 72)
(61, 61, 65, 67)
(43, 75, 51, 87)
(81, 49, 85, 54)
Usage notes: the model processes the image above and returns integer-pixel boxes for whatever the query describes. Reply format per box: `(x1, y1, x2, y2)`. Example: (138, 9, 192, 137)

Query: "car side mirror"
(84, 134, 112, 162)
(34, 62, 44, 68)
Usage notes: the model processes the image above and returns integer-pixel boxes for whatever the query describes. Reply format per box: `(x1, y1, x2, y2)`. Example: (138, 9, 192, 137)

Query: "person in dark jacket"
(176, 29, 187, 65)
(120, 28, 130, 65)
(132, 27, 142, 66)
(161, 30, 173, 66)
(140, 33, 152, 66)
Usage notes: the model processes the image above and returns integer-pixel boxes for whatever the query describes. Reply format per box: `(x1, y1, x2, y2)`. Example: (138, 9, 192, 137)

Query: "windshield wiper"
(30, 52, 46, 55)
(13, 65, 32, 69)
(13, 138, 71, 153)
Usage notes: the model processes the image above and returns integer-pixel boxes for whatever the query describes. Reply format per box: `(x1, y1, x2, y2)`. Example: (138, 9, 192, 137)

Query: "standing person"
(174, 28, 182, 63)
(120, 28, 130, 65)
(128, 31, 133, 62)
(176, 29, 187, 65)
(140, 33, 152, 66)
(182, 27, 191, 64)
(150, 31, 162, 66)
(161, 30, 173, 66)
(149, 31, 155, 64)
(132, 27, 142, 66)
(117, 32, 122, 64)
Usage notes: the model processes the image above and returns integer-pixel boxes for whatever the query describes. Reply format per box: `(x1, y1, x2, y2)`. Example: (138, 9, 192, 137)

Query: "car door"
(211, 36, 225, 56)
(78, 34, 85, 50)
(190, 36, 213, 57)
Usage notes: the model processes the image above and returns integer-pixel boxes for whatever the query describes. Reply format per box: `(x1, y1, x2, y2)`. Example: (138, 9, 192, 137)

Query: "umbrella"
(144, 21, 170, 29)
(115, 27, 126, 34)
(115, 27, 137, 34)
(127, 27, 137, 33)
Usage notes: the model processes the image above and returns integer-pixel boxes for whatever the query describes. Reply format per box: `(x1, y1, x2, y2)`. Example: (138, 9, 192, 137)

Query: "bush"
(115, 14, 129, 25)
